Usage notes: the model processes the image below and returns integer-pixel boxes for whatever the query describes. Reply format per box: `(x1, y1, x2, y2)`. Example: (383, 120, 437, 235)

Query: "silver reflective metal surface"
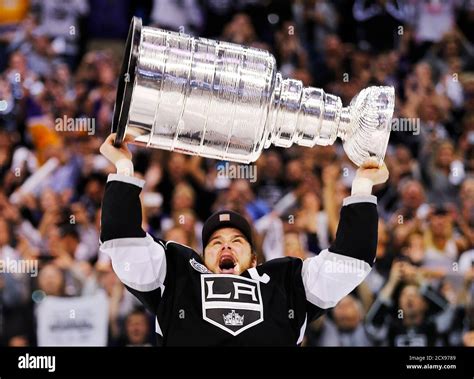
(114, 17, 395, 166)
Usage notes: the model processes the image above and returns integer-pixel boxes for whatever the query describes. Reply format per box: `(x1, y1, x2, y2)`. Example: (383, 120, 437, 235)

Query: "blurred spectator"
(31, 0, 89, 68)
(407, 0, 460, 58)
(300, 0, 338, 53)
(275, 20, 309, 78)
(97, 266, 141, 344)
(282, 231, 309, 260)
(314, 34, 346, 88)
(201, 0, 235, 38)
(256, 150, 285, 207)
(59, 221, 97, 263)
(37, 263, 66, 296)
(118, 308, 154, 347)
(421, 140, 465, 203)
(458, 0, 474, 45)
(295, 191, 329, 252)
(353, 0, 406, 52)
(0, 214, 31, 345)
(0, 0, 29, 71)
(364, 219, 394, 295)
(222, 12, 257, 45)
(163, 225, 192, 247)
(150, 0, 204, 35)
(306, 295, 373, 346)
(85, 0, 132, 62)
(365, 260, 449, 346)
(156, 153, 216, 221)
(423, 205, 469, 273)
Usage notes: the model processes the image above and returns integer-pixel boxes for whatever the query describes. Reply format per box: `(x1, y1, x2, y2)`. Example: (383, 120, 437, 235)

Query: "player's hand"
(99, 133, 133, 165)
(355, 159, 389, 186)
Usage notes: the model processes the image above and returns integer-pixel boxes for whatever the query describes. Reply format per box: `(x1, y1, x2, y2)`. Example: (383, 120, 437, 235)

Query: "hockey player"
(99, 133, 389, 346)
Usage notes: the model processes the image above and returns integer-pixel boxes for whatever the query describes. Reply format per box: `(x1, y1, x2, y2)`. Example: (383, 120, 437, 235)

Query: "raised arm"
(302, 160, 389, 314)
(99, 134, 167, 314)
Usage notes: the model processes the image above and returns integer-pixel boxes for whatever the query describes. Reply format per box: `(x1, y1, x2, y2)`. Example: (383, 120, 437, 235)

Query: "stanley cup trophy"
(112, 17, 395, 166)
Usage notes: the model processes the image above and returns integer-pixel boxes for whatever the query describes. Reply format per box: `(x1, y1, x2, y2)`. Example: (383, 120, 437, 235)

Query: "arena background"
(0, 0, 474, 347)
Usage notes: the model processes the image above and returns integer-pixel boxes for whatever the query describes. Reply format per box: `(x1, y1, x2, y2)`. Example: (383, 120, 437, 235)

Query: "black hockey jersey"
(100, 174, 379, 346)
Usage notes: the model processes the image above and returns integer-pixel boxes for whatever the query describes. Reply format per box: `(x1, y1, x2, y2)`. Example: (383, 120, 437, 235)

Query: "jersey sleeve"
(301, 194, 378, 310)
(99, 174, 167, 315)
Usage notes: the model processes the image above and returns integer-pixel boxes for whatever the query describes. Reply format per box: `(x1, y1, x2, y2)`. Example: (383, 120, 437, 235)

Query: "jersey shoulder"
(150, 236, 205, 270)
(257, 257, 303, 281)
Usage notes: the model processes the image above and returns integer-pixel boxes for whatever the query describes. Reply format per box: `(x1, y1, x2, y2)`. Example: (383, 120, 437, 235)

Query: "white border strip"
(343, 194, 377, 206)
(107, 173, 145, 188)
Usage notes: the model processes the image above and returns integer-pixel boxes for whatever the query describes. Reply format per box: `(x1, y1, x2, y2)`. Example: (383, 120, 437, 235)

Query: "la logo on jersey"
(201, 274, 263, 336)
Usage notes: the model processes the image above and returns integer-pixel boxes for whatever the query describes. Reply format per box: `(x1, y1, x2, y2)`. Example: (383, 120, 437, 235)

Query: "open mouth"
(218, 254, 236, 274)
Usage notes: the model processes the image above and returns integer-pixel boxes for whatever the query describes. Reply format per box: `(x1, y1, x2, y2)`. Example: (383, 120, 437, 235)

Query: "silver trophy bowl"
(112, 17, 395, 166)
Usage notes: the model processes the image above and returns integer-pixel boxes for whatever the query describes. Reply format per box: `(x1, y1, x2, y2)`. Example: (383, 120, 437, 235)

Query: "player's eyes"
(232, 238, 243, 244)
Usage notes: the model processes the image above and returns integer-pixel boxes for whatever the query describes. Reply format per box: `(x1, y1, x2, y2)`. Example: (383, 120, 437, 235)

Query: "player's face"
(204, 227, 256, 275)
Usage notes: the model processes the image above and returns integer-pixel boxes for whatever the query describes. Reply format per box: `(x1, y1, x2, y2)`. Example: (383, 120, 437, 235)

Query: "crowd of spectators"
(1, 0, 474, 347)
